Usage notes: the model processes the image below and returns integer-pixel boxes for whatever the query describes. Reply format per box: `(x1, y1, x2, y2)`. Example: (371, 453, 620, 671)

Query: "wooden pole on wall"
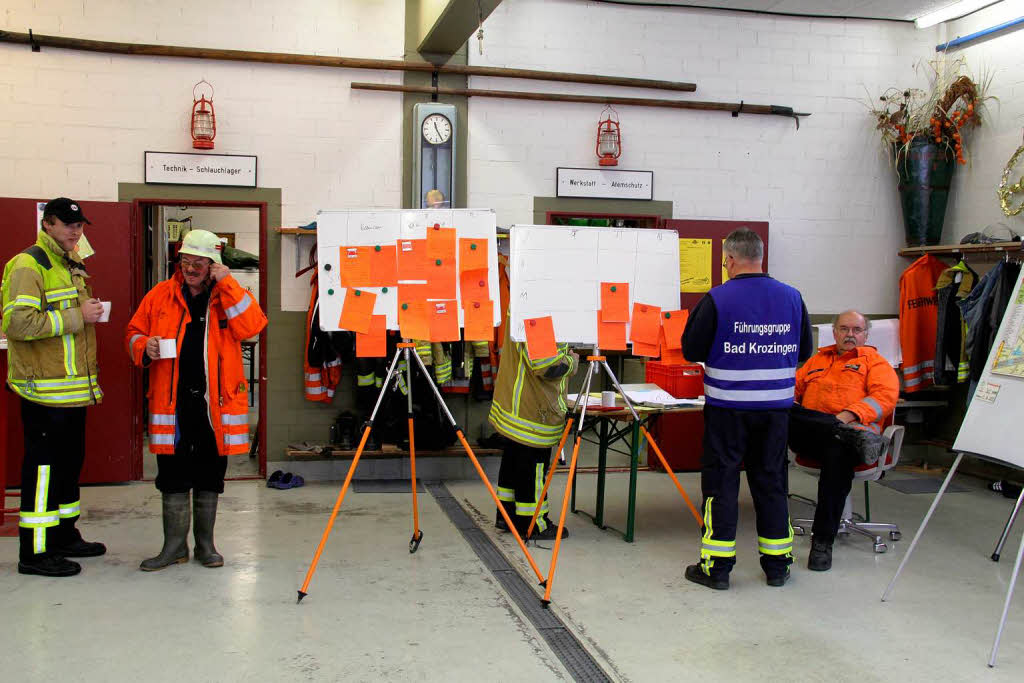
(351, 82, 811, 123)
(0, 29, 697, 92)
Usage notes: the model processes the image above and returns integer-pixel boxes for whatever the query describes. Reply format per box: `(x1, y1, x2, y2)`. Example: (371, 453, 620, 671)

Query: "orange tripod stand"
(297, 342, 546, 603)
(527, 355, 704, 607)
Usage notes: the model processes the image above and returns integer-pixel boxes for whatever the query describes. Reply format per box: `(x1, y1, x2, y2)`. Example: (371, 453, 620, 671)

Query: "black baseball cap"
(42, 197, 91, 225)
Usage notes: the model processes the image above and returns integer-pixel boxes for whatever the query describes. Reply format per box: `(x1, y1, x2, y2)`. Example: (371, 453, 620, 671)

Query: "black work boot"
(834, 423, 887, 464)
(766, 568, 791, 587)
(52, 524, 107, 558)
(495, 510, 510, 532)
(19, 554, 81, 577)
(684, 563, 729, 590)
(140, 492, 191, 572)
(193, 491, 224, 568)
(808, 538, 834, 572)
(530, 516, 568, 540)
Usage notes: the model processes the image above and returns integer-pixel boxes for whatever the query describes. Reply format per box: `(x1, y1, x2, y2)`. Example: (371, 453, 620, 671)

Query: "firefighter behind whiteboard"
(681, 227, 812, 591)
(2, 198, 107, 578)
(125, 230, 267, 572)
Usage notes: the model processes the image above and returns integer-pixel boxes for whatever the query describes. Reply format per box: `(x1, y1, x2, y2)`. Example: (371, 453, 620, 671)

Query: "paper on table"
(566, 393, 604, 408)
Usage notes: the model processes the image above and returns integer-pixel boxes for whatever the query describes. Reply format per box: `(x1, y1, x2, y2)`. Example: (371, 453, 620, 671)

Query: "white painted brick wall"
(943, 1, 1024, 243)
(467, 0, 953, 315)
(0, 0, 404, 312)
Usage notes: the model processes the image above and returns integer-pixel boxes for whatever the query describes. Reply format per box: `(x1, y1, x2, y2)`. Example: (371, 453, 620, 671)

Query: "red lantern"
(595, 106, 621, 167)
(191, 80, 216, 150)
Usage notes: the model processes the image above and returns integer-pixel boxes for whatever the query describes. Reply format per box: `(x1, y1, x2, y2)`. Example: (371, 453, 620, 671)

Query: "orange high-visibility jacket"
(125, 272, 268, 455)
(899, 254, 946, 392)
(303, 273, 341, 402)
(795, 344, 899, 434)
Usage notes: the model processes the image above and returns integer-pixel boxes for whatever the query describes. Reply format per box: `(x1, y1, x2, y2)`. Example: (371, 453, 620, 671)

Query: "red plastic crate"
(645, 361, 704, 398)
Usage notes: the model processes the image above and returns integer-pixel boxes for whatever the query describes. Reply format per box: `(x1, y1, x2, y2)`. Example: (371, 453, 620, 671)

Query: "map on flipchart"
(991, 287, 1024, 379)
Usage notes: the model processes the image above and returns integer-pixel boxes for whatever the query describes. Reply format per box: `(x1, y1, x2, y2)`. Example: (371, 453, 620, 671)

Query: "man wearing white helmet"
(125, 229, 267, 572)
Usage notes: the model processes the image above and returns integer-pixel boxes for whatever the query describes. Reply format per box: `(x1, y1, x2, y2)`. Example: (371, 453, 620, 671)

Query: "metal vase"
(895, 138, 957, 246)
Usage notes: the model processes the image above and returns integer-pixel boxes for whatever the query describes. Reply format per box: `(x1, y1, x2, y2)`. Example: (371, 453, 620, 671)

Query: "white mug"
(158, 338, 177, 359)
(98, 301, 111, 323)
(601, 391, 616, 408)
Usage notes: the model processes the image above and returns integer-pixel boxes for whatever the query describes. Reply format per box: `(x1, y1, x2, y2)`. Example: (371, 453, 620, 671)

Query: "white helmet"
(179, 229, 223, 264)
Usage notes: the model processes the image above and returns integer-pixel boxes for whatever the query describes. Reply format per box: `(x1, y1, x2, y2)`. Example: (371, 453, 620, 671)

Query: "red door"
(1, 197, 139, 484)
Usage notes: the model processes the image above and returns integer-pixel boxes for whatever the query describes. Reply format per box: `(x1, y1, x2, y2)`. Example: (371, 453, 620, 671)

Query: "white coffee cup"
(158, 338, 177, 359)
(98, 301, 111, 323)
(601, 391, 617, 408)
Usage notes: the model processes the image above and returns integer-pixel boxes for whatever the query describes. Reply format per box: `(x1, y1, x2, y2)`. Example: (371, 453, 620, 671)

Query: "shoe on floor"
(530, 524, 568, 541)
(495, 513, 509, 532)
(18, 554, 82, 577)
(52, 528, 106, 558)
(766, 568, 791, 587)
(808, 538, 833, 571)
(684, 563, 729, 590)
(834, 423, 886, 464)
(266, 470, 284, 487)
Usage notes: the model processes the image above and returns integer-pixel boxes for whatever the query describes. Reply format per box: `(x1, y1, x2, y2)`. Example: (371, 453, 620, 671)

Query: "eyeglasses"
(180, 257, 209, 270)
(836, 326, 866, 335)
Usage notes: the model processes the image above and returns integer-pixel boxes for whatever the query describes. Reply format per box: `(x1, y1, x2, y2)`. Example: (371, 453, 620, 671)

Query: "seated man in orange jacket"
(790, 310, 899, 572)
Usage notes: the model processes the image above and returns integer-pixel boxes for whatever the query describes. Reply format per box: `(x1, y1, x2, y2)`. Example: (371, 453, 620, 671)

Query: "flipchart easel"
(506, 225, 703, 606)
(297, 209, 544, 603)
(882, 266, 1024, 667)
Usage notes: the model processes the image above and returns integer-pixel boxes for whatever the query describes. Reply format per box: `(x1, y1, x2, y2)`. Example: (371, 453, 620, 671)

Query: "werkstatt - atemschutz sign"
(556, 167, 653, 200)
(145, 151, 257, 187)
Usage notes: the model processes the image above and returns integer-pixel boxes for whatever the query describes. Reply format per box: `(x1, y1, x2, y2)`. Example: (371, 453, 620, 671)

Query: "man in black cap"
(2, 197, 107, 577)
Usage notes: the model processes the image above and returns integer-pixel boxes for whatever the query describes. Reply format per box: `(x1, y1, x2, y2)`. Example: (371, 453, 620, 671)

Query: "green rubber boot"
(140, 492, 190, 571)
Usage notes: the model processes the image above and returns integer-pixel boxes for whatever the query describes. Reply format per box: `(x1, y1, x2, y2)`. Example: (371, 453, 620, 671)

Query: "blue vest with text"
(704, 277, 803, 410)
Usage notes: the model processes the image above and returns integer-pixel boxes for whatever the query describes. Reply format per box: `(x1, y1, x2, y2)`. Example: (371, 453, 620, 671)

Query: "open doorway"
(135, 199, 268, 481)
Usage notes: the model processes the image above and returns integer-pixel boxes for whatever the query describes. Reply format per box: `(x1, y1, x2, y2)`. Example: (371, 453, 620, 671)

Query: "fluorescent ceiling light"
(915, 0, 1001, 28)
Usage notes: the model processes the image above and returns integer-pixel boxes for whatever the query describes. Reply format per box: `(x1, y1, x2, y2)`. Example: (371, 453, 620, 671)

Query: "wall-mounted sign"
(556, 167, 653, 200)
(145, 151, 257, 187)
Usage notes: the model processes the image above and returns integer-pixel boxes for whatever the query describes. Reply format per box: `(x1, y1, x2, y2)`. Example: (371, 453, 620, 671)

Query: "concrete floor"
(2, 460, 1023, 682)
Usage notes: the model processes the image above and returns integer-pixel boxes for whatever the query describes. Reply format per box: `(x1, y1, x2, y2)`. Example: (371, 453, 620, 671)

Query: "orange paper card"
(459, 238, 488, 272)
(356, 315, 387, 357)
(597, 312, 627, 351)
(369, 245, 397, 286)
(631, 337, 661, 358)
(600, 282, 630, 322)
(397, 239, 428, 281)
(426, 225, 456, 261)
(399, 300, 429, 340)
(629, 302, 662, 346)
(463, 300, 494, 341)
(425, 257, 457, 300)
(460, 269, 489, 303)
(339, 246, 372, 288)
(429, 300, 460, 342)
(524, 316, 558, 361)
(661, 344, 687, 364)
(661, 309, 689, 350)
(338, 289, 376, 334)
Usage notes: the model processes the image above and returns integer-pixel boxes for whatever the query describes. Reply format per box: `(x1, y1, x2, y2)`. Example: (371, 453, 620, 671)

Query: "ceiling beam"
(417, 0, 503, 56)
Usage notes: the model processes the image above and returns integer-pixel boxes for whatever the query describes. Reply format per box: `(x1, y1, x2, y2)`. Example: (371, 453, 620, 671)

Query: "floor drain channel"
(426, 482, 613, 683)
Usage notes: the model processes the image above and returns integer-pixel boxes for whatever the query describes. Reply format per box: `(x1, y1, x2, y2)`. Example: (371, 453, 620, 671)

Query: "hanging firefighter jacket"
(933, 260, 977, 386)
(899, 255, 946, 392)
(961, 260, 1021, 385)
(440, 340, 493, 396)
(303, 273, 342, 403)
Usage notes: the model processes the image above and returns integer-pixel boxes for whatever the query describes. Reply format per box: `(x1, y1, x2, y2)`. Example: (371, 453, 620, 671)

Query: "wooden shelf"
(899, 241, 1024, 258)
(275, 227, 316, 235)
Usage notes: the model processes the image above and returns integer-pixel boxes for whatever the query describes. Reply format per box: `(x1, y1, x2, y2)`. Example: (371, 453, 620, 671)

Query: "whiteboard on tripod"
(315, 209, 500, 332)
(953, 265, 1024, 469)
(508, 225, 681, 344)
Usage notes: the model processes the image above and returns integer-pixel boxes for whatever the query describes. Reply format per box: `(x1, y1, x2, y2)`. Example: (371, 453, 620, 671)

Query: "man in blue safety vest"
(682, 228, 812, 590)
